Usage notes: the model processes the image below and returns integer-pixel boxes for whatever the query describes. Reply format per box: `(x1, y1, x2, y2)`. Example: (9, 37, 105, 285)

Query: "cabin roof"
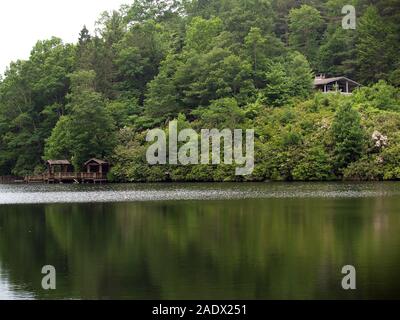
(84, 158, 109, 166)
(46, 160, 71, 166)
(314, 76, 361, 86)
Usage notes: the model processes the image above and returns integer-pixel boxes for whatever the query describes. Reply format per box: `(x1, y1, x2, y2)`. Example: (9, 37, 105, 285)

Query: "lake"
(0, 182, 400, 300)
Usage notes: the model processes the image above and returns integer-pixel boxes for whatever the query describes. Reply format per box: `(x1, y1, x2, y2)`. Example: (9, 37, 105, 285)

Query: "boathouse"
(46, 159, 72, 174)
(84, 158, 110, 175)
(25, 158, 109, 184)
(314, 75, 361, 94)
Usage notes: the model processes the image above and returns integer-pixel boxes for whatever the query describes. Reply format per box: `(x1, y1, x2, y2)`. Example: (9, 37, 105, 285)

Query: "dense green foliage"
(0, 0, 399, 181)
(44, 71, 116, 170)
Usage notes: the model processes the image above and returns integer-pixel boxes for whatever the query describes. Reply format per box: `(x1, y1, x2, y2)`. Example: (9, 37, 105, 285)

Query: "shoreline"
(2, 178, 400, 185)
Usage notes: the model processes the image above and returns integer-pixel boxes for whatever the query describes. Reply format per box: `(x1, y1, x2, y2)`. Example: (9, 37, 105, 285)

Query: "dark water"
(0, 182, 400, 300)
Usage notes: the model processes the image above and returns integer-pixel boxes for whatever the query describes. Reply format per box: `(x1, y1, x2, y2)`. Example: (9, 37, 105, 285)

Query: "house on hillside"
(314, 75, 361, 94)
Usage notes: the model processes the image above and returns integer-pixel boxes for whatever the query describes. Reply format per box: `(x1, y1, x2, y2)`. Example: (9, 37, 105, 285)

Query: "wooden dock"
(25, 172, 108, 184)
(0, 176, 24, 184)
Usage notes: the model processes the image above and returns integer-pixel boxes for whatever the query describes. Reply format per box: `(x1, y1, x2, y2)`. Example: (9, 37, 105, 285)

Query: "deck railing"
(25, 172, 107, 182)
(0, 176, 23, 183)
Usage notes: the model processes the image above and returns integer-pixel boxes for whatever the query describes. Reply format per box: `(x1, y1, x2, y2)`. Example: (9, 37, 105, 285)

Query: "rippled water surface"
(2, 182, 400, 204)
(1, 182, 400, 299)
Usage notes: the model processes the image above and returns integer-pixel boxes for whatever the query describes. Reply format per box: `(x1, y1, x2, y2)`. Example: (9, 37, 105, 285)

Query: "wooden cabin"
(25, 159, 109, 184)
(84, 158, 109, 175)
(314, 75, 360, 94)
(46, 160, 72, 174)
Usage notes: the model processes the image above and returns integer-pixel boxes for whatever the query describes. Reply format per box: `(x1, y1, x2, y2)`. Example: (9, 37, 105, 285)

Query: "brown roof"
(84, 158, 109, 166)
(46, 160, 71, 165)
(314, 76, 361, 86)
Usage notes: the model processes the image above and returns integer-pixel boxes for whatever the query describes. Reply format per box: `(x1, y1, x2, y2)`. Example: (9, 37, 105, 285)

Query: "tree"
(0, 38, 75, 175)
(245, 27, 265, 77)
(78, 25, 91, 45)
(318, 27, 356, 78)
(115, 20, 169, 103)
(292, 146, 333, 181)
(262, 62, 291, 107)
(191, 97, 245, 128)
(145, 45, 254, 120)
(45, 71, 116, 170)
(353, 80, 400, 112)
(271, 0, 301, 40)
(185, 17, 223, 53)
(125, 0, 183, 23)
(220, 0, 275, 43)
(176, 48, 253, 107)
(286, 52, 314, 99)
(244, 27, 287, 88)
(288, 5, 323, 68)
(356, 6, 398, 84)
(144, 53, 183, 121)
(76, 26, 94, 70)
(331, 103, 365, 170)
(92, 11, 126, 99)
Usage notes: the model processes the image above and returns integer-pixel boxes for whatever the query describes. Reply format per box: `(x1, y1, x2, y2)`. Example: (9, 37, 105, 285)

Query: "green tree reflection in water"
(1, 193, 400, 299)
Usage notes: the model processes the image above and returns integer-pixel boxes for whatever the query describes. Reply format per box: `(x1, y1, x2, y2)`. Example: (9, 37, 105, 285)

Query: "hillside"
(0, 0, 399, 181)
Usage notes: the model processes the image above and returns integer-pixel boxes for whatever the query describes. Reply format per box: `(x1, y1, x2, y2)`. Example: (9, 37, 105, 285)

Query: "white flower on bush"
(372, 130, 388, 148)
(320, 119, 330, 130)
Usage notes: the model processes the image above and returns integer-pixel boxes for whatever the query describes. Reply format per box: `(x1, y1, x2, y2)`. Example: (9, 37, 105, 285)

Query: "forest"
(0, 0, 399, 182)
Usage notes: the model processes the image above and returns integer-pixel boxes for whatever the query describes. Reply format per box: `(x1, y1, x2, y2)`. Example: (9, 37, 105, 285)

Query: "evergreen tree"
(356, 6, 398, 84)
(78, 25, 91, 45)
(331, 103, 365, 170)
(77, 26, 94, 70)
(286, 52, 314, 99)
(288, 4, 323, 69)
(318, 27, 356, 78)
(262, 62, 291, 107)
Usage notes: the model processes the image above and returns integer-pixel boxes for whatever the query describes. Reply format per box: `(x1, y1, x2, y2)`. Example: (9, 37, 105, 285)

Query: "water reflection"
(0, 266, 34, 300)
(0, 183, 400, 299)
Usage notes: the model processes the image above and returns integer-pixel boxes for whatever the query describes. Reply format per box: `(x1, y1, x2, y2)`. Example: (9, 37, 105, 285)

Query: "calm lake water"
(1, 182, 400, 300)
